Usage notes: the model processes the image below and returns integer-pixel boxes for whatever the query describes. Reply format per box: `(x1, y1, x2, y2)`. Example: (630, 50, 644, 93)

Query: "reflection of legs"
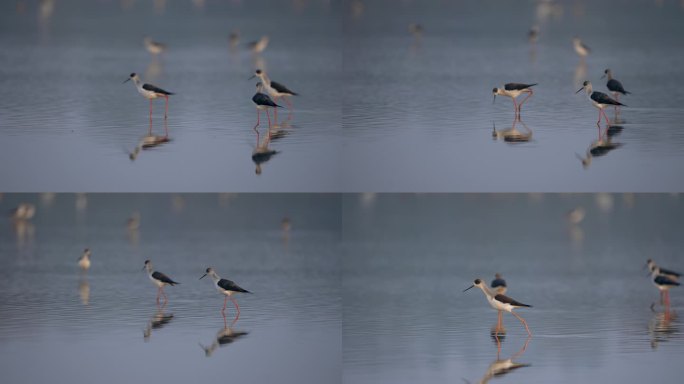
(511, 311, 532, 336)
(512, 336, 532, 360)
(518, 90, 533, 113)
(266, 109, 272, 128)
(284, 97, 293, 120)
(255, 109, 261, 128)
(148, 117, 153, 135)
(164, 96, 169, 119)
(494, 332, 502, 359)
(149, 99, 153, 119)
(512, 99, 518, 118)
(497, 310, 503, 330)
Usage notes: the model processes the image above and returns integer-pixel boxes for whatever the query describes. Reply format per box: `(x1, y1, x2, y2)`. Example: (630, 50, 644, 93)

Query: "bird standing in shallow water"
(142, 260, 180, 305)
(576, 80, 625, 128)
(123, 73, 175, 119)
(250, 69, 298, 120)
(252, 82, 281, 128)
(143, 37, 166, 56)
(601, 69, 630, 103)
(492, 83, 537, 116)
(464, 278, 532, 336)
(573, 37, 590, 59)
(78, 248, 91, 271)
(200, 267, 251, 321)
(650, 265, 680, 307)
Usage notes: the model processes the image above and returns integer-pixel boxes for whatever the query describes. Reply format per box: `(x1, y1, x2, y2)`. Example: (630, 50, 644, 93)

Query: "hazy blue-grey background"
(342, 0, 684, 191)
(0, 193, 340, 383)
(0, 0, 340, 191)
(343, 193, 683, 383)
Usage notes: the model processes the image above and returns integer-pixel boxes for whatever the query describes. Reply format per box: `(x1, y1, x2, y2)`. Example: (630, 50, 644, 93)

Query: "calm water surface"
(342, 0, 684, 191)
(343, 194, 684, 383)
(0, 194, 340, 383)
(0, 1, 341, 191)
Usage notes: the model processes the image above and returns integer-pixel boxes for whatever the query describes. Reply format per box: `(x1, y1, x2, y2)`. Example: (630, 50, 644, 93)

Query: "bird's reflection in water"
(574, 60, 587, 88)
(492, 117, 533, 143)
(199, 317, 249, 357)
(145, 58, 163, 81)
(471, 335, 531, 384)
(649, 305, 678, 350)
(129, 120, 170, 161)
(252, 126, 279, 175)
(78, 278, 90, 306)
(575, 127, 623, 169)
(143, 305, 174, 342)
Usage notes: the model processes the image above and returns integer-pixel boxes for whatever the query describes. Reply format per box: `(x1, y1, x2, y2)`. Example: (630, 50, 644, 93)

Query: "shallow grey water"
(343, 194, 684, 383)
(0, 194, 340, 384)
(0, 1, 341, 192)
(342, 0, 684, 192)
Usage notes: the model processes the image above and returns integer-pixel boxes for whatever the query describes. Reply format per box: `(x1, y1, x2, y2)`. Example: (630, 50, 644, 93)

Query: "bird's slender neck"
(478, 284, 495, 299)
(145, 264, 153, 274)
(131, 76, 142, 89)
(606, 72, 613, 80)
(584, 84, 593, 95)
(258, 73, 271, 86)
(209, 271, 220, 283)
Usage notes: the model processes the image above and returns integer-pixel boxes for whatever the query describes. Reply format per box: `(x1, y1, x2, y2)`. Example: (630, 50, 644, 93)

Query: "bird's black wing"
(270, 81, 298, 96)
(659, 267, 681, 278)
(655, 275, 680, 286)
(607, 79, 629, 95)
(491, 278, 507, 288)
(142, 83, 174, 95)
(504, 83, 537, 91)
(252, 93, 281, 108)
(218, 278, 251, 293)
(591, 91, 625, 106)
(495, 294, 532, 307)
(152, 271, 179, 285)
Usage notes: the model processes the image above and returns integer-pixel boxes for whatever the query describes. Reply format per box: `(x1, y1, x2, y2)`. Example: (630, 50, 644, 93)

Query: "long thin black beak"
(199, 273, 207, 280)
(492, 94, 496, 104)
(463, 285, 474, 292)
(141, 265, 146, 271)
(600, 74, 606, 79)
(248, 75, 256, 80)
(575, 86, 585, 94)
(123, 78, 131, 84)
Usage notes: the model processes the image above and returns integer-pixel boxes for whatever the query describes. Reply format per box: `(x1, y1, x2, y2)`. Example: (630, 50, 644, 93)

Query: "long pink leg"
(164, 96, 169, 119)
(150, 99, 153, 119)
(518, 90, 533, 112)
(266, 109, 272, 128)
(512, 98, 518, 117)
(285, 97, 293, 120)
(601, 108, 611, 126)
(222, 296, 228, 312)
(497, 310, 503, 329)
(255, 109, 261, 128)
(273, 97, 279, 122)
(597, 108, 602, 125)
(512, 311, 532, 336)
(230, 297, 240, 322)
(161, 287, 168, 304)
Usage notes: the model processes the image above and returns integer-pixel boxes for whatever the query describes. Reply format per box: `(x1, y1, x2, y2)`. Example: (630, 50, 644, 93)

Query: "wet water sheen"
(343, 194, 684, 383)
(0, 1, 341, 192)
(0, 194, 340, 384)
(342, 0, 684, 192)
